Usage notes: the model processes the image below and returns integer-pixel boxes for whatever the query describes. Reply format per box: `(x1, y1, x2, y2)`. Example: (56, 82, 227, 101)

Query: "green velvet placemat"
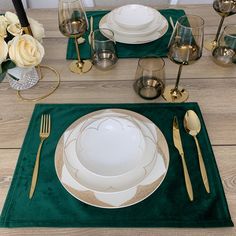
(66, 9, 185, 60)
(0, 103, 233, 227)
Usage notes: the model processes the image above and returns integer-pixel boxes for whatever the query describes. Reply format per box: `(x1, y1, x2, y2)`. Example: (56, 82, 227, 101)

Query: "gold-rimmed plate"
(55, 109, 169, 208)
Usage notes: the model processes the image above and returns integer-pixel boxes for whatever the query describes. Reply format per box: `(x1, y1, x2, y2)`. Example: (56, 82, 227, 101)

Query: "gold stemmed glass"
(58, 0, 92, 74)
(162, 15, 204, 103)
(205, 0, 236, 51)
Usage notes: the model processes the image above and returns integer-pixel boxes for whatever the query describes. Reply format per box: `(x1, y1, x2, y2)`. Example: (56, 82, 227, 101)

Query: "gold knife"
(173, 116, 194, 201)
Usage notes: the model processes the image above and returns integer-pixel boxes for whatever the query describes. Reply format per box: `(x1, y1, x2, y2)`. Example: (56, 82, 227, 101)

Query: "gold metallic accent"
(54, 109, 170, 208)
(88, 16, 94, 45)
(22, 26, 33, 36)
(204, 39, 217, 51)
(17, 65, 60, 102)
(162, 85, 189, 103)
(69, 37, 92, 74)
(69, 60, 92, 74)
(29, 114, 51, 199)
(19, 25, 60, 101)
(184, 110, 210, 193)
(173, 116, 194, 201)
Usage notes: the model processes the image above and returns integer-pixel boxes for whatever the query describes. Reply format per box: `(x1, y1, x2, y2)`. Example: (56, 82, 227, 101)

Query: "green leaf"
(2, 60, 16, 72)
(0, 72, 6, 82)
(0, 60, 16, 82)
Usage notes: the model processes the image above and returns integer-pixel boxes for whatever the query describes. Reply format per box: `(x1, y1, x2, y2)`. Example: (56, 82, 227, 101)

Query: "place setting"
(66, 4, 186, 61)
(0, 102, 233, 227)
(0, 0, 235, 230)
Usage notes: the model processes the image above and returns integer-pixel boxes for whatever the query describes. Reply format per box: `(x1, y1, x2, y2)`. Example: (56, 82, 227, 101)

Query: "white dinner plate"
(99, 13, 169, 44)
(55, 109, 170, 208)
(63, 110, 158, 193)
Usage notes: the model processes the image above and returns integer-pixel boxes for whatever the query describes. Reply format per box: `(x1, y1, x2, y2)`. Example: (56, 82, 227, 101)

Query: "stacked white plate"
(99, 4, 169, 44)
(55, 109, 169, 208)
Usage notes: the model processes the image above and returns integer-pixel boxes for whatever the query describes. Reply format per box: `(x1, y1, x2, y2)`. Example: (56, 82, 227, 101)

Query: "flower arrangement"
(0, 11, 45, 81)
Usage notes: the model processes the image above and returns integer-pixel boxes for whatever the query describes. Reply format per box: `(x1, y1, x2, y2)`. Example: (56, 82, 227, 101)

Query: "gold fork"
(29, 114, 51, 199)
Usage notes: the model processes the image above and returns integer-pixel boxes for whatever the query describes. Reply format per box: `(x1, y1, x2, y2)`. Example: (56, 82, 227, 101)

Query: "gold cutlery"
(184, 110, 210, 193)
(173, 116, 194, 201)
(88, 16, 94, 45)
(29, 114, 51, 199)
(169, 16, 175, 30)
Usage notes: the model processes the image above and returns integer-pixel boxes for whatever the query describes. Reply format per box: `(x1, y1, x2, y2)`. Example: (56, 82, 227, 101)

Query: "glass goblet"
(205, 0, 236, 51)
(212, 24, 236, 66)
(162, 15, 204, 103)
(58, 0, 92, 74)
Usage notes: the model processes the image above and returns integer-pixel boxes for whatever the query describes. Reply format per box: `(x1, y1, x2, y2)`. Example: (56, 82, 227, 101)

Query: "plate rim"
(54, 109, 170, 209)
(63, 110, 159, 193)
(99, 13, 169, 44)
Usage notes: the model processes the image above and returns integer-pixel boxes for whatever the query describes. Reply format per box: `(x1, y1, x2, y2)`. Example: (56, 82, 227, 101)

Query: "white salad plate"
(55, 109, 170, 208)
(99, 13, 168, 44)
(63, 109, 158, 193)
(111, 4, 157, 30)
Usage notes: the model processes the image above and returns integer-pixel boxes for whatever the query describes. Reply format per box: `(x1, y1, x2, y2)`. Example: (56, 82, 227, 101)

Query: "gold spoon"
(184, 110, 210, 193)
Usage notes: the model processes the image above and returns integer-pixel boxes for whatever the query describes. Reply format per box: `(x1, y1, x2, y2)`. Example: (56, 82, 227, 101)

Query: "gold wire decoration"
(16, 65, 60, 102)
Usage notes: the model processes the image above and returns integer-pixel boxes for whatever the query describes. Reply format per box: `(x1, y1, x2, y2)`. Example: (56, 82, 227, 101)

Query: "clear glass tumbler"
(134, 58, 165, 100)
(91, 28, 118, 70)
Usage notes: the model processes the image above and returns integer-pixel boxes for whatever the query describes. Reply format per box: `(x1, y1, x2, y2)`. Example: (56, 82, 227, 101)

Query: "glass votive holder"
(91, 28, 118, 70)
(134, 58, 165, 100)
(212, 24, 236, 66)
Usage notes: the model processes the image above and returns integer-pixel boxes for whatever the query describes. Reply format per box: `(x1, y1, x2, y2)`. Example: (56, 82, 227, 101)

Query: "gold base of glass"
(204, 38, 217, 51)
(162, 85, 189, 103)
(69, 60, 92, 74)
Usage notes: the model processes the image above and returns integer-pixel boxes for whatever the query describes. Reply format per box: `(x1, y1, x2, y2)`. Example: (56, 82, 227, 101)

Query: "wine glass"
(58, 0, 92, 74)
(162, 15, 204, 103)
(205, 0, 236, 50)
(212, 24, 236, 66)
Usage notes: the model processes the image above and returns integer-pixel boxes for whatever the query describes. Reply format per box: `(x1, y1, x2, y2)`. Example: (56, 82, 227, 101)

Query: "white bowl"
(99, 13, 169, 44)
(76, 116, 146, 176)
(107, 11, 164, 37)
(63, 109, 159, 193)
(112, 4, 156, 30)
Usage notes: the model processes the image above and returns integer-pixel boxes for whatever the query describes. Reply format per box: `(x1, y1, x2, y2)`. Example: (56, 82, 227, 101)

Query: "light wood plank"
(0, 5, 235, 235)
(0, 78, 236, 148)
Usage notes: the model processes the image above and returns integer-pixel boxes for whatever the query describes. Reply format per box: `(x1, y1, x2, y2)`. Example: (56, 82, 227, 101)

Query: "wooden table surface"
(0, 4, 236, 236)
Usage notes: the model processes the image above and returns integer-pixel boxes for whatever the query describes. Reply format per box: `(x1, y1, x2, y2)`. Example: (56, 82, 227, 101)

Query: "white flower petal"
(0, 21, 8, 38)
(28, 18, 45, 42)
(5, 11, 19, 25)
(0, 37, 8, 64)
(8, 34, 44, 68)
(7, 23, 23, 37)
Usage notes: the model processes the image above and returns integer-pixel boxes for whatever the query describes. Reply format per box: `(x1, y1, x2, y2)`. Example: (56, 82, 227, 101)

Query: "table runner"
(66, 9, 185, 60)
(0, 103, 233, 227)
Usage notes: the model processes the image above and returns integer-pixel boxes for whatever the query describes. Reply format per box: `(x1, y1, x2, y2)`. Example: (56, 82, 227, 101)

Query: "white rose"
(5, 11, 19, 25)
(0, 15, 8, 24)
(7, 23, 23, 36)
(0, 37, 8, 64)
(29, 18, 45, 42)
(8, 34, 45, 68)
(0, 16, 8, 38)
